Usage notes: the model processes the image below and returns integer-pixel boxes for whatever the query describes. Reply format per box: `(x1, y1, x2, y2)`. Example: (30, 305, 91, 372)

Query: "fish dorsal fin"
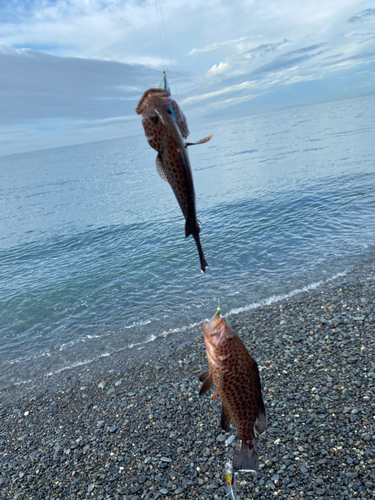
(156, 153, 169, 183)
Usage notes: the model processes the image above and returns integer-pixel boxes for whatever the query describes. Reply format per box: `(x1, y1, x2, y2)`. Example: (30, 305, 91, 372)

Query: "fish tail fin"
(232, 439, 259, 472)
(195, 234, 208, 273)
(185, 220, 208, 273)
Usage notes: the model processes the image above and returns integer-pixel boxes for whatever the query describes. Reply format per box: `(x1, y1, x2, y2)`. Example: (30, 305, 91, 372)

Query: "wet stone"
(1, 261, 375, 500)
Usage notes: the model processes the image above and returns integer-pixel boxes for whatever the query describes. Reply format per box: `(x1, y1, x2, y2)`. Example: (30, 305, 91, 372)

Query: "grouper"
(136, 88, 211, 273)
(200, 309, 267, 471)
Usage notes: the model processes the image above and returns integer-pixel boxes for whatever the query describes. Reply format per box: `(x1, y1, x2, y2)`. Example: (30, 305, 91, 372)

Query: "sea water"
(1, 95, 375, 388)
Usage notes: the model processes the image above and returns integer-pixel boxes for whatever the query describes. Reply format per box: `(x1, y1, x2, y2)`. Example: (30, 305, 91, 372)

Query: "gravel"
(0, 261, 374, 499)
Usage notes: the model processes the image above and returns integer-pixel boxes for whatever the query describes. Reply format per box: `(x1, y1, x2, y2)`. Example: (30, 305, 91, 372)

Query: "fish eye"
(227, 335, 234, 341)
(151, 115, 159, 124)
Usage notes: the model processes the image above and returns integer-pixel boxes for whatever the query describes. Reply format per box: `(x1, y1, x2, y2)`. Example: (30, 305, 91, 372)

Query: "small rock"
(225, 435, 236, 446)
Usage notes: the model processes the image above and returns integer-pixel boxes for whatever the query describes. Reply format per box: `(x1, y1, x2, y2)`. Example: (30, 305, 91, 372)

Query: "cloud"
(179, 36, 374, 115)
(236, 39, 291, 60)
(348, 8, 375, 23)
(249, 44, 329, 76)
(188, 36, 262, 55)
(1, 0, 375, 154)
(320, 49, 375, 68)
(181, 80, 260, 106)
(206, 62, 229, 77)
(0, 45, 161, 126)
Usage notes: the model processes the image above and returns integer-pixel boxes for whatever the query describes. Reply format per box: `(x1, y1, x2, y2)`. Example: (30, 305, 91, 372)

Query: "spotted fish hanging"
(136, 87, 211, 273)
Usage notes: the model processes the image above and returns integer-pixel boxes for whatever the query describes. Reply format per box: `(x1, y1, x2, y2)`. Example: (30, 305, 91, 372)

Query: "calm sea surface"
(1, 96, 375, 388)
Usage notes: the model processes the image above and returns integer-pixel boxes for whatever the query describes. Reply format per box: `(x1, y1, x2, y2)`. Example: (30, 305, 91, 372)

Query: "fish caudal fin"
(232, 439, 259, 472)
(185, 216, 208, 273)
(188, 226, 208, 273)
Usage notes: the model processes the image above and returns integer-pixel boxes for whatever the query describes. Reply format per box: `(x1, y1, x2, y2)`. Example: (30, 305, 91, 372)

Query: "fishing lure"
(224, 460, 237, 500)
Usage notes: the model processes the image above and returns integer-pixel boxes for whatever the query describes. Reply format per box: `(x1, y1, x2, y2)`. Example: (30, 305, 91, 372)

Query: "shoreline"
(0, 262, 366, 401)
(1, 260, 374, 499)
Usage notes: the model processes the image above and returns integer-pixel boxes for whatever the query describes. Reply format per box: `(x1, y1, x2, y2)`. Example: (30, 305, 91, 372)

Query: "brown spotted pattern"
(136, 88, 208, 272)
(200, 313, 267, 450)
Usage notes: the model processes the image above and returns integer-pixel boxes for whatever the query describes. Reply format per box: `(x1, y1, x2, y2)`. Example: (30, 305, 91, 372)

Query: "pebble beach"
(1, 260, 374, 500)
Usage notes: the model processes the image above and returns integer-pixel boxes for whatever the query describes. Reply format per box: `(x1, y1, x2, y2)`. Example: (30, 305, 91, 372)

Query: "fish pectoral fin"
(186, 135, 212, 146)
(155, 154, 169, 182)
(199, 372, 213, 396)
(220, 404, 231, 432)
(199, 369, 210, 382)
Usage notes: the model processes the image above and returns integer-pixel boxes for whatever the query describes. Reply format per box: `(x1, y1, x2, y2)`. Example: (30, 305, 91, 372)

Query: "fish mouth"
(204, 308, 225, 341)
(201, 307, 225, 345)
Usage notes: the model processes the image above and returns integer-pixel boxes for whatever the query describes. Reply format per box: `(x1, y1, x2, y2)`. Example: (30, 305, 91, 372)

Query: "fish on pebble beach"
(136, 88, 211, 273)
(199, 309, 267, 471)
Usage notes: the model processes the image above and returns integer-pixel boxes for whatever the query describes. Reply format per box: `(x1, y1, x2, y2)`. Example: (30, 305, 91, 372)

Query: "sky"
(0, 0, 375, 156)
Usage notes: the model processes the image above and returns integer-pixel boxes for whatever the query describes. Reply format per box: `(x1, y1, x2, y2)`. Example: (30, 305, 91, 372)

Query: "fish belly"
(220, 372, 257, 445)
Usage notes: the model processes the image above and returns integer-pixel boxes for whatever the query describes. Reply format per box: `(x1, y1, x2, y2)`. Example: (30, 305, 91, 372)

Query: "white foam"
(3, 270, 348, 388)
(226, 271, 346, 317)
(45, 352, 111, 377)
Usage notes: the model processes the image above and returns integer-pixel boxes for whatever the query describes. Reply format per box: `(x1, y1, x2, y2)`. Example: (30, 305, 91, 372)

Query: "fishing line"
(154, 0, 165, 70)
(155, 0, 179, 98)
